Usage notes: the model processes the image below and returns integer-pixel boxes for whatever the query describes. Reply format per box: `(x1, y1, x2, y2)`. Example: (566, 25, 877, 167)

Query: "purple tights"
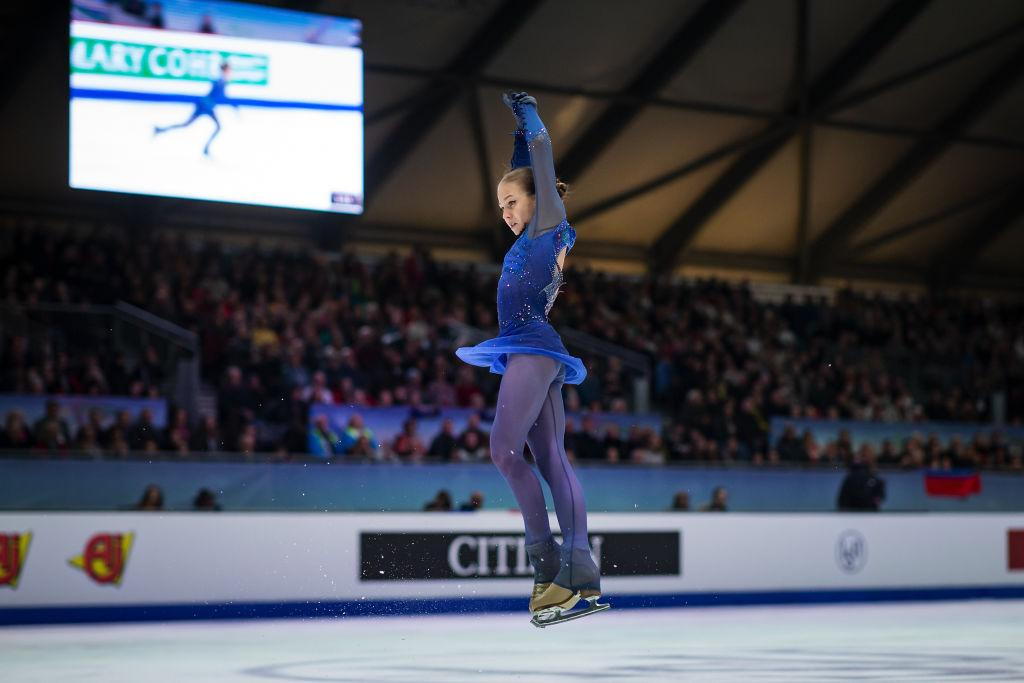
(489, 353, 590, 551)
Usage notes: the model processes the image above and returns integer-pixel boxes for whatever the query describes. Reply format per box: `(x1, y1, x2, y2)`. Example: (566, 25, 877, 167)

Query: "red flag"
(1010, 530, 1024, 571)
(924, 470, 981, 498)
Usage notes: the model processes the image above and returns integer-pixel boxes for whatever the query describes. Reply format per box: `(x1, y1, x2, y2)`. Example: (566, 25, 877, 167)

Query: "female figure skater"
(455, 91, 608, 627)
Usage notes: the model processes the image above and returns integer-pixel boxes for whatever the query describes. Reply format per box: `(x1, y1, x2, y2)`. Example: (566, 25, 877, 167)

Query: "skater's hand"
(502, 90, 537, 114)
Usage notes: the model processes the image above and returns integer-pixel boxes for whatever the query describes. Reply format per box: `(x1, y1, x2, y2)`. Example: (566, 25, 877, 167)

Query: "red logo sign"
(69, 533, 134, 585)
(1010, 529, 1024, 572)
(0, 533, 31, 588)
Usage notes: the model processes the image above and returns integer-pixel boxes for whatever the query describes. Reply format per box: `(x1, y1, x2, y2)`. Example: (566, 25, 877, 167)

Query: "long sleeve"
(512, 103, 566, 239)
(510, 130, 530, 170)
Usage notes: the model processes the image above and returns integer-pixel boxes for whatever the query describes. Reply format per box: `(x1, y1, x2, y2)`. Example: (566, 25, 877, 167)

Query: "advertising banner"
(2, 512, 1023, 624)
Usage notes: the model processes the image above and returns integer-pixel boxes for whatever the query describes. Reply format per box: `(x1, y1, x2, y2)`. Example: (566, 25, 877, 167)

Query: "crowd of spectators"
(2, 227, 1023, 469)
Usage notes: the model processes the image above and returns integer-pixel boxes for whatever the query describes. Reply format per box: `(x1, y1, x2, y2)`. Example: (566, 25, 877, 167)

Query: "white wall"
(1, 513, 1022, 613)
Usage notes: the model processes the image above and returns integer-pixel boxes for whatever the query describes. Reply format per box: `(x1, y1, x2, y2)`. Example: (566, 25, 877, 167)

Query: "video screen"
(70, 0, 364, 213)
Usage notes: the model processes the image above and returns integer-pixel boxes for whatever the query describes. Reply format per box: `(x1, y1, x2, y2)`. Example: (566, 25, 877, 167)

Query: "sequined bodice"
(497, 220, 576, 333)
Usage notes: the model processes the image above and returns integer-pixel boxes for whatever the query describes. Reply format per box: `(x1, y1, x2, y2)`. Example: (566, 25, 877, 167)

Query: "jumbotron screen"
(69, 0, 363, 213)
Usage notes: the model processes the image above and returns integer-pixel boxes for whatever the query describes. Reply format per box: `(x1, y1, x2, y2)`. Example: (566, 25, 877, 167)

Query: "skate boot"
(525, 537, 561, 613)
(530, 546, 610, 628)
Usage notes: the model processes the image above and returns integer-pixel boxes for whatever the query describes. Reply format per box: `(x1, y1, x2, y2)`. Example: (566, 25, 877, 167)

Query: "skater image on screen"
(455, 91, 609, 628)
(153, 61, 237, 156)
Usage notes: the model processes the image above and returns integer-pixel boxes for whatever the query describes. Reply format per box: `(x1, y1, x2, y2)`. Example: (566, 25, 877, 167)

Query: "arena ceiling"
(1, 0, 1023, 291)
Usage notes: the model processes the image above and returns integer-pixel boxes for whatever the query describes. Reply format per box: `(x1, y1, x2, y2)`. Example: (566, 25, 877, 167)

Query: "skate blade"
(530, 597, 610, 628)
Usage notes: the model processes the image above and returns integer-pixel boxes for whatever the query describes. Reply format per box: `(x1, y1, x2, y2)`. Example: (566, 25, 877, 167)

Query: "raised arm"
(504, 92, 566, 238)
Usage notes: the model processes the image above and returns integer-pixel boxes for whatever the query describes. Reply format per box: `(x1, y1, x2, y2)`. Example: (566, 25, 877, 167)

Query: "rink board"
(1, 512, 1023, 624)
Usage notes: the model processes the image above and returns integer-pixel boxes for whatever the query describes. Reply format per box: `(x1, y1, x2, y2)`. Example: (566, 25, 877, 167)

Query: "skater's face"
(497, 177, 535, 236)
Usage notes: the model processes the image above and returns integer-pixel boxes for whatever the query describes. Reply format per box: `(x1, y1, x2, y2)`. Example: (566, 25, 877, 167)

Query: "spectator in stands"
(308, 415, 340, 458)
(190, 415, 222, 453)
(392, 418, 427, 461)
(6, 227, 1024, 464)
(135, 484, 164, 511)
(74, 423, 103, 458)
(670, 491, 690, 511)
(459, 491, 484, 511)
(166, 407, 191, 454)
(193, 488, 222, 511)
(219, 365, 251, 447)
(602, 423, 625, 463)
(629, 428, 665, 465)
(700, 486, 728, 512)
(776, 424, 804, 462)
(428, 418, 458, 460)
(236, 424, 259, 454)
(339, 413, 376, 456)
(0, 410, 32, 450)
(458, 413, 488, 452)
(302, 370, 334, 405)
(32, 399, 71, 450)
(454, 366, 484, 407)
(837, 449, 886, 512)
(423, 489, 452, 511)
(107, 426, 130, 457)
(130, 408, 160, 450)
(453, 429, 488, 462)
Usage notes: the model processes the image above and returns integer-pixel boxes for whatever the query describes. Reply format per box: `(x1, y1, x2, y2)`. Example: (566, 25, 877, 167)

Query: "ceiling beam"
(824, 18, 1024, 114)
(648, 0, 932, 275)
(464, 86, 507, 261)
(928, 183, 1024, 288)
(554, 0, 745, 183)
(792, 0, 813, 283)
(819, 118, 1024, 151)
(572, 126, 786, 223)
(362, 0, 543, 202)
(806, 42, 1024, 282)
(851, 181, 1021, 257)
(364, 63, 783, 125)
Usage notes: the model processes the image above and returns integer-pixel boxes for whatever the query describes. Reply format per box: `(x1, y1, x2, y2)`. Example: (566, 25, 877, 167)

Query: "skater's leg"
(528, 379, 601, 601)
(155, 110, 199, 135)
(526, 380, 590, 552)
(203, 111, 221, 155)
(490, 353, 560, 546)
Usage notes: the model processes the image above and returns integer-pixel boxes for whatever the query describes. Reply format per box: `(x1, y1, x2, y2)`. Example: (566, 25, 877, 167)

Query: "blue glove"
(502, 90, 537, 113)
(502, 91, 543, 138)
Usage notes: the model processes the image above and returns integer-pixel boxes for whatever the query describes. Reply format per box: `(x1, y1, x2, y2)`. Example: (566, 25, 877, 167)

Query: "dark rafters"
(363, 0, 543, 204)
(806, 42, 1024, 282)
(0, 4, 66, 114)
(554, 0, 745, 184)
(464, 86, 506, 261)
(928, 182, 1024, 288)
(648, 0, 932, 275)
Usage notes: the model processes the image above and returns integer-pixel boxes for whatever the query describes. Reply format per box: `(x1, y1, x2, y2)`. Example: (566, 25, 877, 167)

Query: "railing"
(0, 302, 199, 415)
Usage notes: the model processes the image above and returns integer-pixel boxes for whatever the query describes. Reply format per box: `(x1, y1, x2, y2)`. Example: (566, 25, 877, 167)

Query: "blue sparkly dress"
(455, 103, 587, 385)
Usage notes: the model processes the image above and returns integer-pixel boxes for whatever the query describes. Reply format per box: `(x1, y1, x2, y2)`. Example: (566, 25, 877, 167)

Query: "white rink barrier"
(2, 512, 1023, 624)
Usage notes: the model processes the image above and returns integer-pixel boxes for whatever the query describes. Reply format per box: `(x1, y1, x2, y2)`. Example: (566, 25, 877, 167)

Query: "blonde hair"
(500, 167, 569, 199)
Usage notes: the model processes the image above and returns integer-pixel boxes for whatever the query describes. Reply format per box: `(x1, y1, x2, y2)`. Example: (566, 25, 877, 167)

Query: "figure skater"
(455, 91, 608, 627)
(153, 61, 236, 156)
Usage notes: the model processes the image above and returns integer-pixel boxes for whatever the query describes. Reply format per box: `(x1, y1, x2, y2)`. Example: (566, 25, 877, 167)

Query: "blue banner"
(0, 394, 168, 432)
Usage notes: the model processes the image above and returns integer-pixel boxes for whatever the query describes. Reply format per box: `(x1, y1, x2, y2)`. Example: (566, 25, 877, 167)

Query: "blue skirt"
(455, 320, 587, 385)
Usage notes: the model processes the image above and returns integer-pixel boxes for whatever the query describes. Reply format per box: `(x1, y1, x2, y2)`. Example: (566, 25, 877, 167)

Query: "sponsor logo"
(69, 533, 134, 585)
(70, 37, 268, 83)
(360, 531, 680, 581)
(836, 530, 867, 574)
(1009, 529, 1024, 571)
(0, 532, 31, 588)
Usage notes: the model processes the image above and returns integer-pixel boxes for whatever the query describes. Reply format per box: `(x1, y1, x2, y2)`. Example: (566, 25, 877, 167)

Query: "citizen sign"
(360, 531, 680, 581)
